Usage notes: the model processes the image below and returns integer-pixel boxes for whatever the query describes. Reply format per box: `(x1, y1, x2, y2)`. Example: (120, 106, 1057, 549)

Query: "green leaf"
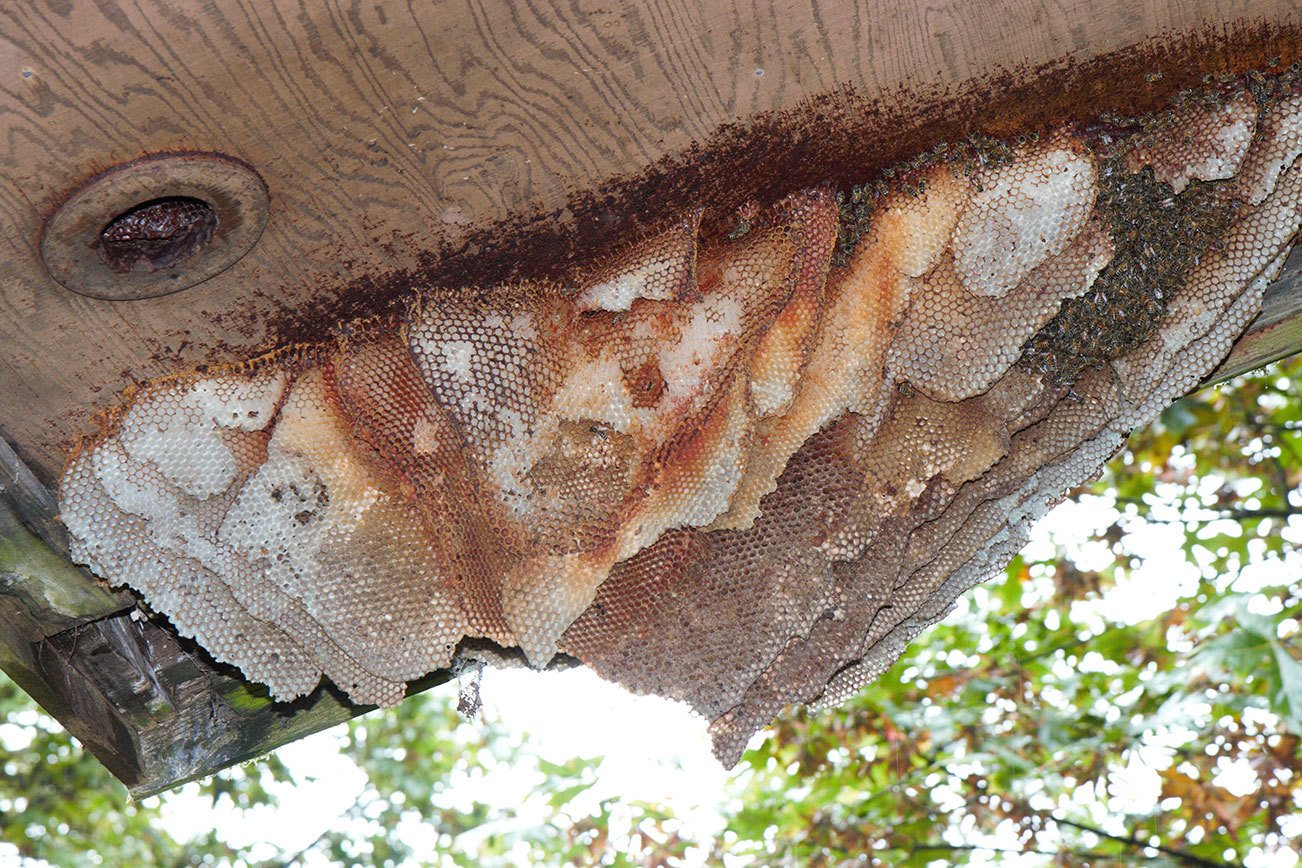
(546, 781, 595, 810)
(1270, 644, 1302, 731)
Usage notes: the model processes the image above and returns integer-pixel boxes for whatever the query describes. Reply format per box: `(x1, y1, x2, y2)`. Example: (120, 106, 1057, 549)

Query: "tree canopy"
(2, 355, 1300, 867)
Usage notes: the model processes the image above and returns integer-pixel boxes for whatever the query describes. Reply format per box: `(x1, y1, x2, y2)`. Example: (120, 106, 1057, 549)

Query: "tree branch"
(1050, 814, 1239, 868)
(1111, 496, 1301, 524)
(908, 842, 1116, 859)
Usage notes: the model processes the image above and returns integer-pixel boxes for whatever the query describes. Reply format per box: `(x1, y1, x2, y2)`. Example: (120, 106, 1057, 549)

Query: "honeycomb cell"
(574, 209, 702, 312)
(951, 138, 1098, 298)
(1128, 90, 1257, 194)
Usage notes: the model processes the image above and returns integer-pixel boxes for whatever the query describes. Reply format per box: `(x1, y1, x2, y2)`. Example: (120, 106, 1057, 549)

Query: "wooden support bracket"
(1, 435, 453, 798)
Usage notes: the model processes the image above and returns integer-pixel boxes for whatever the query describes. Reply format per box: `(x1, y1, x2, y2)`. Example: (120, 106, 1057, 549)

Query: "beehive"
(60, 72, 1302, 763)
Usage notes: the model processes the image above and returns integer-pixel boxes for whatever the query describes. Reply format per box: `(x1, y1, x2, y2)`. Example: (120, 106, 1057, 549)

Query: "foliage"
(1, 358, 1300, 867)
(0, 676, 189, 865)
(271, 688, 688, 867)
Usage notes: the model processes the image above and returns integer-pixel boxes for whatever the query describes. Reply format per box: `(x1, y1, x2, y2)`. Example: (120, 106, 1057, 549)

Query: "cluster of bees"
(1022, 65, 1297, 385)
(830, 67, 1302, 389)
(1020, 158, 1233, 387)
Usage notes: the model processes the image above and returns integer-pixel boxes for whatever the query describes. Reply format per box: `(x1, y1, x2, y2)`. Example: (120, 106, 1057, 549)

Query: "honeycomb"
(60, 73, 1302, 764)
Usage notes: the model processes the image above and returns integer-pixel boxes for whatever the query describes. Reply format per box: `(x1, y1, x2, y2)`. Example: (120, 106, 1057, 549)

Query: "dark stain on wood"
(258, 22, 1299, 350)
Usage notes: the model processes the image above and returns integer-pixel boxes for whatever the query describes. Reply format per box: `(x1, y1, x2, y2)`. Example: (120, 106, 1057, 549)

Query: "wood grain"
(1, 0, 1299, 485)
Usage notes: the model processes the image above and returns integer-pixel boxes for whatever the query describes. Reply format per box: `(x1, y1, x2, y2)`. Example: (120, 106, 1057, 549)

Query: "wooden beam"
(0, 438, 75, 557)
(0, 471, 127, 635)
(0, 498, 144, 786)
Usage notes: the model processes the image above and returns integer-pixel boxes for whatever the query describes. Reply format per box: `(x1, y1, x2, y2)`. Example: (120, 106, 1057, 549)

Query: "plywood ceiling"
(1, 0, 1297, 484)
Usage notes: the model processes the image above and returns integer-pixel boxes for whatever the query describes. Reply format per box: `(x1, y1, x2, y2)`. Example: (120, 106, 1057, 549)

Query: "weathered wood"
(39, 606, 452, 800)
(1, 0, 1298, 487)
(130, 660, 451, 800)
(0, 436, 71, 554)
(0, 493, 127, 636)
(0, 498, 145, 786)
